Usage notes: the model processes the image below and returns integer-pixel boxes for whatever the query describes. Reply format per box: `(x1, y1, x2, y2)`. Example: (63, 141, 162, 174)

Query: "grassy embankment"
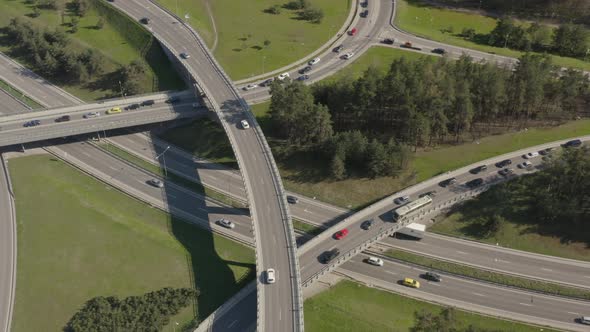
(9, 155, 254, 332)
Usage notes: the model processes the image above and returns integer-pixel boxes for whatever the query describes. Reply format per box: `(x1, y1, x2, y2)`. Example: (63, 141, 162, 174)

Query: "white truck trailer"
(393, 223, 426, 240)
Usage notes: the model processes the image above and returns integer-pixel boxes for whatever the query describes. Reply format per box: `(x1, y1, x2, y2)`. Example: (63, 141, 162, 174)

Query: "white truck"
(393, 223, 425, 240)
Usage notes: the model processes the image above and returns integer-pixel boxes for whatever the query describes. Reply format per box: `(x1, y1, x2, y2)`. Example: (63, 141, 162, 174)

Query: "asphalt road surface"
(0, 89, 29, 116)
(0, 156, 16, 332)
(107, 2, 303, 329)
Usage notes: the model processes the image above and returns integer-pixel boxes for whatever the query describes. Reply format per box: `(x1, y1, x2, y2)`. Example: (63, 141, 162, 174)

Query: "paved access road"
(0, 52, 81, 108)
(0, 89, 29, 116)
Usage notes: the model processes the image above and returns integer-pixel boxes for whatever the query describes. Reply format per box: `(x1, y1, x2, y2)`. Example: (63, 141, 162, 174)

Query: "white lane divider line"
(456, 250, 468, 255)
(519, 303, 534, 307)
(541, 268, 553, 272)
(472, 292, 486, 297)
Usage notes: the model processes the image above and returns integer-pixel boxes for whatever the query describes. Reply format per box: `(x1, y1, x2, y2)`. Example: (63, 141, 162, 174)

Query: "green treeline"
(411, 307, 505, 332)
(268, 53, 589, 179)
(455, 146, 590, 244)
(65, 287, 198, 332)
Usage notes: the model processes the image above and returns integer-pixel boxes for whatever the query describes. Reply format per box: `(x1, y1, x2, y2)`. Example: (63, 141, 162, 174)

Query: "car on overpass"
(523, 151, 539, 159)
(240, 120, 250, 129)
(106, 107, 122, 115)
(242, 84, 258, 91)
(518, 161, 533, 169)
(147, 178, 164, 188)
(563, 139, 582, 148)
(402, 277, 420, 288)
(180, 52, 190, 59)
(23, 120, 41, 127)
(469, 165, 487, 174)
(320, 248, 340, 264)
(498, 168, 514, 177)
(342, 52, 354, 60)
(55, 115, 70, 123)
(287, 195, 299, 204)
(333, 44, 344, 53)
(278, 72, 290, 80)
(334, 228, 349, 240)
(394, 195, 410, 205)
(83, 111, 100, 119)
(381, 38, 394, 45)
(495, 159, 512, 168)
(432, 48, 446, 55)
(578, 316, 590, 325)
(140, 17, 150, 24)
(465, 178, 484, 188)
(266, 268, 276, 284)
(308, 57, 320, 66)
(361, 219, 374, 230)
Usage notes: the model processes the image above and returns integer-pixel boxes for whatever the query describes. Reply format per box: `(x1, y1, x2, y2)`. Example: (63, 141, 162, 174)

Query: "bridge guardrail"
(146, 2, 304, 330)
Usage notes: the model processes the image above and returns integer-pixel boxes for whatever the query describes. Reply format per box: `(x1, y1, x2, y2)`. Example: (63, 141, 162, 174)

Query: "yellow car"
(402, 278, 420, 288)
(106, 107, 122, 115)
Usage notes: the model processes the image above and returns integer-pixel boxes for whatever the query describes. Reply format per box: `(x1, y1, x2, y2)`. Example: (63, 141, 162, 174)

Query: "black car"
(469, 165, 488, 174)
(422, 271, 442, 282)
(55, 115, 70, 123)
(360, 9, 369, 17)
(299, 66, 312, 74)
(381, 38, 394, 45)
(361, 219, 374, 230)
(498, 168, 513, 177)
(419, 190, 437, 198)
(495, 159, 512, 168)
(141, 100, 155, 106)
(333, 45, 344, 53)
(260, 78, 274, 87)
(465, 178, 484, 188)
(321, 248, 340, 264)
(432, 48, 446, 55)
(165, 97, 181, 104)
(125, 103, 140, 110)
(439, 177, 457, 187)
(287, 195, 299, 204)
(139, 17, 150, 24)
(563, 139, 582, 148)
(538, 147, 554, 155)
(297, 74, 310, 81)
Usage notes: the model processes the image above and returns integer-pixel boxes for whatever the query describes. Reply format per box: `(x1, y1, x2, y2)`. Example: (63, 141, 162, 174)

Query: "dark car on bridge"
(139, 17, 150, 24)
(320, 248, 340, 264)
(381, 38, 394, 45)
(469, 165, 487, 174)
(563, 139, 582, 148)
(438, 177, 457, 187)
(125, 103, 140, 110)
(23, 120, 41, 127)
(421, 271, 442, 282)
(55, 115, 70, 123)
(495, 159, 512, 168)
(361, 219, 374, 230)
(141, 100, 155, 106)
(432, 48, 446, 55)
(465, 178, 484, 188)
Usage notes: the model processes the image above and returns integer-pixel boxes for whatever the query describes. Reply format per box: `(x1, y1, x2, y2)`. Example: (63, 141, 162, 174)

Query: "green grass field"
(9, 155, 254, 332)
(395, 0, 590, 71)
(0, 0, 184, 101)
(157, 0, 350, 80)
(305, 280, 557, 332)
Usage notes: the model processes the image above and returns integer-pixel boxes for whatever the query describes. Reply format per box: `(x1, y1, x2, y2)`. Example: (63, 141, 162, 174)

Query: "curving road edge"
(0, 153, 17, 332)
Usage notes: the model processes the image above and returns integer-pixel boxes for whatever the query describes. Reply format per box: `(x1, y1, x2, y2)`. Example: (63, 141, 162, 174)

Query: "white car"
(342, 52, 354, 60)
(242, 84, 258, 91)
(308, 57, 320, 66)
(83, 112, 100, 118)
(147, 179, 163, 188)
(518, 161, 533, 169)
(278, 72, 290, 80)
(394, 196, 410, 205)
(266, 268, 276, 284)
(240, 120, 250, 129)
(366, 257, 384, 266)
(217, 218, 235, 229)
(523, 152, 539, 159)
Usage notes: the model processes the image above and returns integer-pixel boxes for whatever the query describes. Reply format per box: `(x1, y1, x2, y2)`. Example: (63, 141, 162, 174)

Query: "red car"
(348, 28, 357, 36)
(334, 228, 349, 240)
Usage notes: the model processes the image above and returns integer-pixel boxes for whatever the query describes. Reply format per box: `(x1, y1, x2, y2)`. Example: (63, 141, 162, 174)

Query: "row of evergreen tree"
(269, 53, 589, 179)
(65, 287, 198, 332)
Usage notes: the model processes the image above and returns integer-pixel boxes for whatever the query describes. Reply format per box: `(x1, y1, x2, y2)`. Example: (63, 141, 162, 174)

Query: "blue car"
(297, 74, 310, 81)
(23, 120, 41, 127)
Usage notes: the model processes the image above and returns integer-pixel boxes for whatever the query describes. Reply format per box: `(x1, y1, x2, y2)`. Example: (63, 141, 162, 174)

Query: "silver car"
(217, 218, 235, 229)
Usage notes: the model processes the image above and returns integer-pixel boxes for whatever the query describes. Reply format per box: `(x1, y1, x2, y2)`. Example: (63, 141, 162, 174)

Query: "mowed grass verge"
(158, 0, 350, 80)
(305, 280, 557, 332)
(0, 0, 184, 101)
(395, 0, 590, 71)
(384, 250, 590, 300)
(9, 155, 254, 332)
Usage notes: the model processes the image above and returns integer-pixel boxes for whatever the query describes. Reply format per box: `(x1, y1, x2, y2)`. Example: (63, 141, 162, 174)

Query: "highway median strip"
(382, 248, 590, 301)
(0, 78, 42, 110)
(293, 219, 324, 237)
(96, 142, 246, 209)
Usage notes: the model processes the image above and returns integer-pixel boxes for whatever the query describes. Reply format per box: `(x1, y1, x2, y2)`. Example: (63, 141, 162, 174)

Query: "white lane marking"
(108, 166, 118, 171)
(541, 268, 553, 272)
(228, 320, 238, 328)
(495, 259, 511, 264)
(279, 310, 282, 321)
(567, 311, 580, 315)
(456, 250, 468, 255)
(385, 270, 398, 275)
(81, 151, 91, 157)
(519, 303, 534, 307)
(584, 276, 590, 279)
(472, 292, 486, 297)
